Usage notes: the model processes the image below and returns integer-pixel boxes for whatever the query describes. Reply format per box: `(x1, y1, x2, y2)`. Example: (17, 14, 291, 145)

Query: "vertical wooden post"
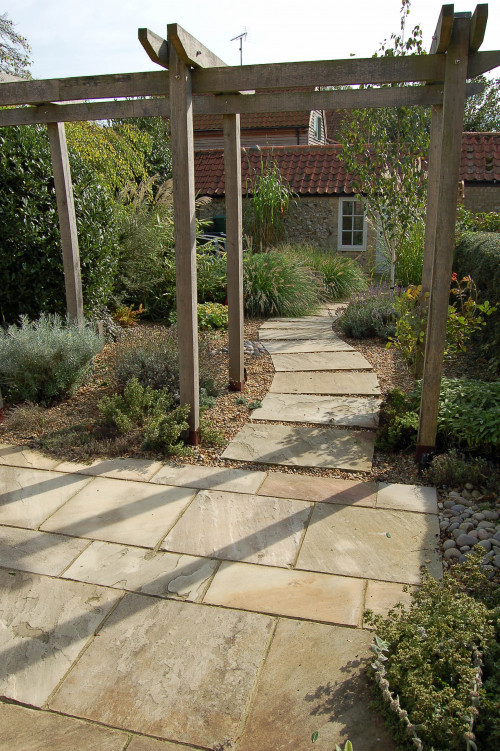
(169, 45, 200, 444)
(414, 102, 443, 378)
(223, 113, 245, 391)
(416, 14, 471, 462)
(47, 121, 84, 326)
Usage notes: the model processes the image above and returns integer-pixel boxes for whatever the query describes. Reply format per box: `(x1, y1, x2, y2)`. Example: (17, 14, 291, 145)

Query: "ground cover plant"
(337, 287, 399, 339)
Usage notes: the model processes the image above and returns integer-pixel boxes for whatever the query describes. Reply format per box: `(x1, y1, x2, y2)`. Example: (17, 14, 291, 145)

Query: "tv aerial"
(230, 30, 247, 66)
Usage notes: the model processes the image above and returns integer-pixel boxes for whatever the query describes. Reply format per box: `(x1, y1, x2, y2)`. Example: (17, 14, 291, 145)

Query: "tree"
(338, 0, 429, 288)
(112, 115, 172, 184)
(0, 13, 31, 77)
(463, 76, 500, 132)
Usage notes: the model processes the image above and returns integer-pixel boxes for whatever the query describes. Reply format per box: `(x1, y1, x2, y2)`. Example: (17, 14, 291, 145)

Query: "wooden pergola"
(0, 5, 498, 459)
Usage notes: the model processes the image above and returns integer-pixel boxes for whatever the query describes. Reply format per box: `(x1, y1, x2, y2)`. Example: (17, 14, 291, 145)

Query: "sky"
(4, 0, 499, 80)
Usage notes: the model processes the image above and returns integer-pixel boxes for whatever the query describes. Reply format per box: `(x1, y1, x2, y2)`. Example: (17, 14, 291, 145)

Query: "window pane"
(353, 201, 364, 215)
(343, 201, 353, 215)
(342, 231, 352, 245)
(353, 231, 364, 246)
(353, 216, 364, 231)
(342, 216, 352, 231)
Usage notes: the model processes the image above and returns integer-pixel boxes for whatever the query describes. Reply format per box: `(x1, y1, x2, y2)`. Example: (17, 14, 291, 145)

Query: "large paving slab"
(263, 339, 354, 353)
(162, 489, 311, 567)
(258, 472, 378, 507)
(259, 321, 334, 332)
(0, 443, 59, 469)
(203, 560, 364, 626)
(0, 570, 119, 706)
(251, 393, 380, 427)
(296, 504, 442, 584)
(238, 620, 396, 751)
(259, 329, 342, 341)
(270, 371, 381, 395)
(53, 456, 163, 482)
(222, 423, 375, 471)
(127, 737, 201, 751)
(62, 540, 218, 601)
(49, 594, 275, 749)
(364, 580, 414, 625)
(150, 463, 266, 493)
(0, 466, 93, 529)
(41, 476, 196, 548)
(0, 703, 129, 750)
(271, 351, 373, 371)
(0, 525, 88, 576)
(376, 482, 438, 514)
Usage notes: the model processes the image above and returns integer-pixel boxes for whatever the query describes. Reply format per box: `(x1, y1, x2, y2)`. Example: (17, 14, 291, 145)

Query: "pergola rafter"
(0, 5, 498, 458)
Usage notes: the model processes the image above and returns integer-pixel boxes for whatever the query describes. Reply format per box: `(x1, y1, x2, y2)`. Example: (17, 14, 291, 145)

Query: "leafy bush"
(196, 251, 227, 304)
(337, 290, 399, 339)
(279, 243, 366, 301)
(366, 556, 495, 751)
(394, 220, 424, 286)
(170, 303, 228, 330)
(456, 207, 500, 240)
(423, 449, 497, 491)
(0, 125, 118, 323)
(0, 314, 104, 404)
(243, 250, 320, 317)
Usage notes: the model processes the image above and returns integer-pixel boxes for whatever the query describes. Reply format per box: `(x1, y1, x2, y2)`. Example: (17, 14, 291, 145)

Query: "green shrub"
(170, 303, 228, 330)
(196, 251, 227, 304)
(456, 206, 500, 240)
(423, 449, 498, 491)
(0, 314, 104, 404)
(337, 290, 398, 339)
(243, 250, 320, 317)
(394, 220, 424, 286)
(366, 555, 495, 751)
(279, 243, 366, 301)
(244, 158, 294, 250)
(0, 125, 118, 323)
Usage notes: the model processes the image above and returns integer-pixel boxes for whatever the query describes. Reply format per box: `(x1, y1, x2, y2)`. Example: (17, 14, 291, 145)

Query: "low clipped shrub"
(243, 250, 320, 317)
(337, 290, 399, 339)
(0, 314, 104, 404)
(278, 243, 366, 301)
(423, 449, 499, 491)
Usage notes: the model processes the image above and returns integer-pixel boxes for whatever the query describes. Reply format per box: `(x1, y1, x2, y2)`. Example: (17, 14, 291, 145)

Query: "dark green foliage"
(279, 243, 367, 301)
(243, 250, 320, 317)
(455, 231, 500, 373)
(0, 314, 103, 404)
(424, 449, 500, 492)
(196, 252, 227, 304)
(0, 125, 118, 323)
(337, 291, 398, 339)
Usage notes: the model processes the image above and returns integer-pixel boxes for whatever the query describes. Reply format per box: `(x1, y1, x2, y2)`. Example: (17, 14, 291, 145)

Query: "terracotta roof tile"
(459, 133, 500, 182)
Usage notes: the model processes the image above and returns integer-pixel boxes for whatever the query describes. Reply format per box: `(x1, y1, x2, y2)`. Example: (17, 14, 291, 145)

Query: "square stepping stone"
(376, 482, 438, 514)
(271, 351, 373, 371)
(364, 580, 414, 626)
(0, 525, 88, 577)
(0, 703, 128, 751)
(260, 321, 334, 332)
(41, 476, 196, 548)
(263, 339, 354, 353)
(270, 371, 380, 395)
(162, 489, 311, 567)
(49, 594, 275, 749)
(296, 504, 442, 585)
(53, 457, 163, 482)
(259, 329, 341, 341)
(251, 393, 380, 428)
(150, 464, 266, 494)
(0, 570, 119, 706)
(258, 472, 377, 507)
(63, 540, 218, 601)
(0, 443, 59, 470)
(238, 620, 396, 751)
(0, 466, 93, 529)
(222, 424, 375, 471)
(203, 561, 364, 626)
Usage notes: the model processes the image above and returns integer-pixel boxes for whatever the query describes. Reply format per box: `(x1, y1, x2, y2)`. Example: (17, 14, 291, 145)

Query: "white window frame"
(313, 113, 322, 141)
(337, 197, 367, 251)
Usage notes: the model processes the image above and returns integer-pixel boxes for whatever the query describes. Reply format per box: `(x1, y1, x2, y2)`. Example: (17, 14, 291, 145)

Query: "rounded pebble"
(477, 540, 492, 552)
(456, 534, 477, 547)
(444, 548, 461, 560)
(443, 539, 457, 551)
(493, 555, 500, 570)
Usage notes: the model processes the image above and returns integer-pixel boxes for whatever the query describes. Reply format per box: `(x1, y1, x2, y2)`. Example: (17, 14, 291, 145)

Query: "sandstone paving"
(259, 329, 342, 341)
(364, 580, 415, 626)
(262, 339, 354, 353)
(0, 525, 88, 577)
(53, 456, 163, 482)
(258, 472, 378, 507)
(238, 619, 396, 751)
(251, 393, 380, 427)
(161, 489, 311, 567)
(296, 504, 442, 585)
(62, 540, 218, 601)
(260, 318, 335, 329)
(0, 569, 120, 707)
(150, 463, 266, 494)
(203, 560, 364, 626)
(0, 703, 129, 751)
(41, 476, 196, 548)
(271, 351, 373, 371)
(49, 594, 275, 749)
(376, 482, 438, 514)
(0, 443, 59, 470)
(270, 370, 380, 395)
(0, 466, 94, 529)
(221, 423, 375, 471)
(127, 737, 201, 750)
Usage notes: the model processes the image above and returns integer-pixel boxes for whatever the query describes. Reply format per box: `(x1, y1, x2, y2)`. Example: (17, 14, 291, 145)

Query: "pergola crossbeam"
(430, 4, 455, 54)
(138, 28, 169, 69)
(469, 3, 488, 51)
(167, 23, 227, 69)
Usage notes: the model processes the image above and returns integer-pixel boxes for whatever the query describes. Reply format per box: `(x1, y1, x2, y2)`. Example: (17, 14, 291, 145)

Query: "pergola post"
(416, 13, 471, 462)
(223, 113, 245, 391)
(168, 44, 200, 444)
(47, 121, 84, 326)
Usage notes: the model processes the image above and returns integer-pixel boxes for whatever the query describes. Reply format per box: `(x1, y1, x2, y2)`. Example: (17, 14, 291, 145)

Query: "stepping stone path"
(223, 306, 380, 470)
(0, 308, 443, 750)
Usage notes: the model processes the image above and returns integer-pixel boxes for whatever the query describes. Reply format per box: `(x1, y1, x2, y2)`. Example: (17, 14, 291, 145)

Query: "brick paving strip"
(0, 310, 442, 750)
